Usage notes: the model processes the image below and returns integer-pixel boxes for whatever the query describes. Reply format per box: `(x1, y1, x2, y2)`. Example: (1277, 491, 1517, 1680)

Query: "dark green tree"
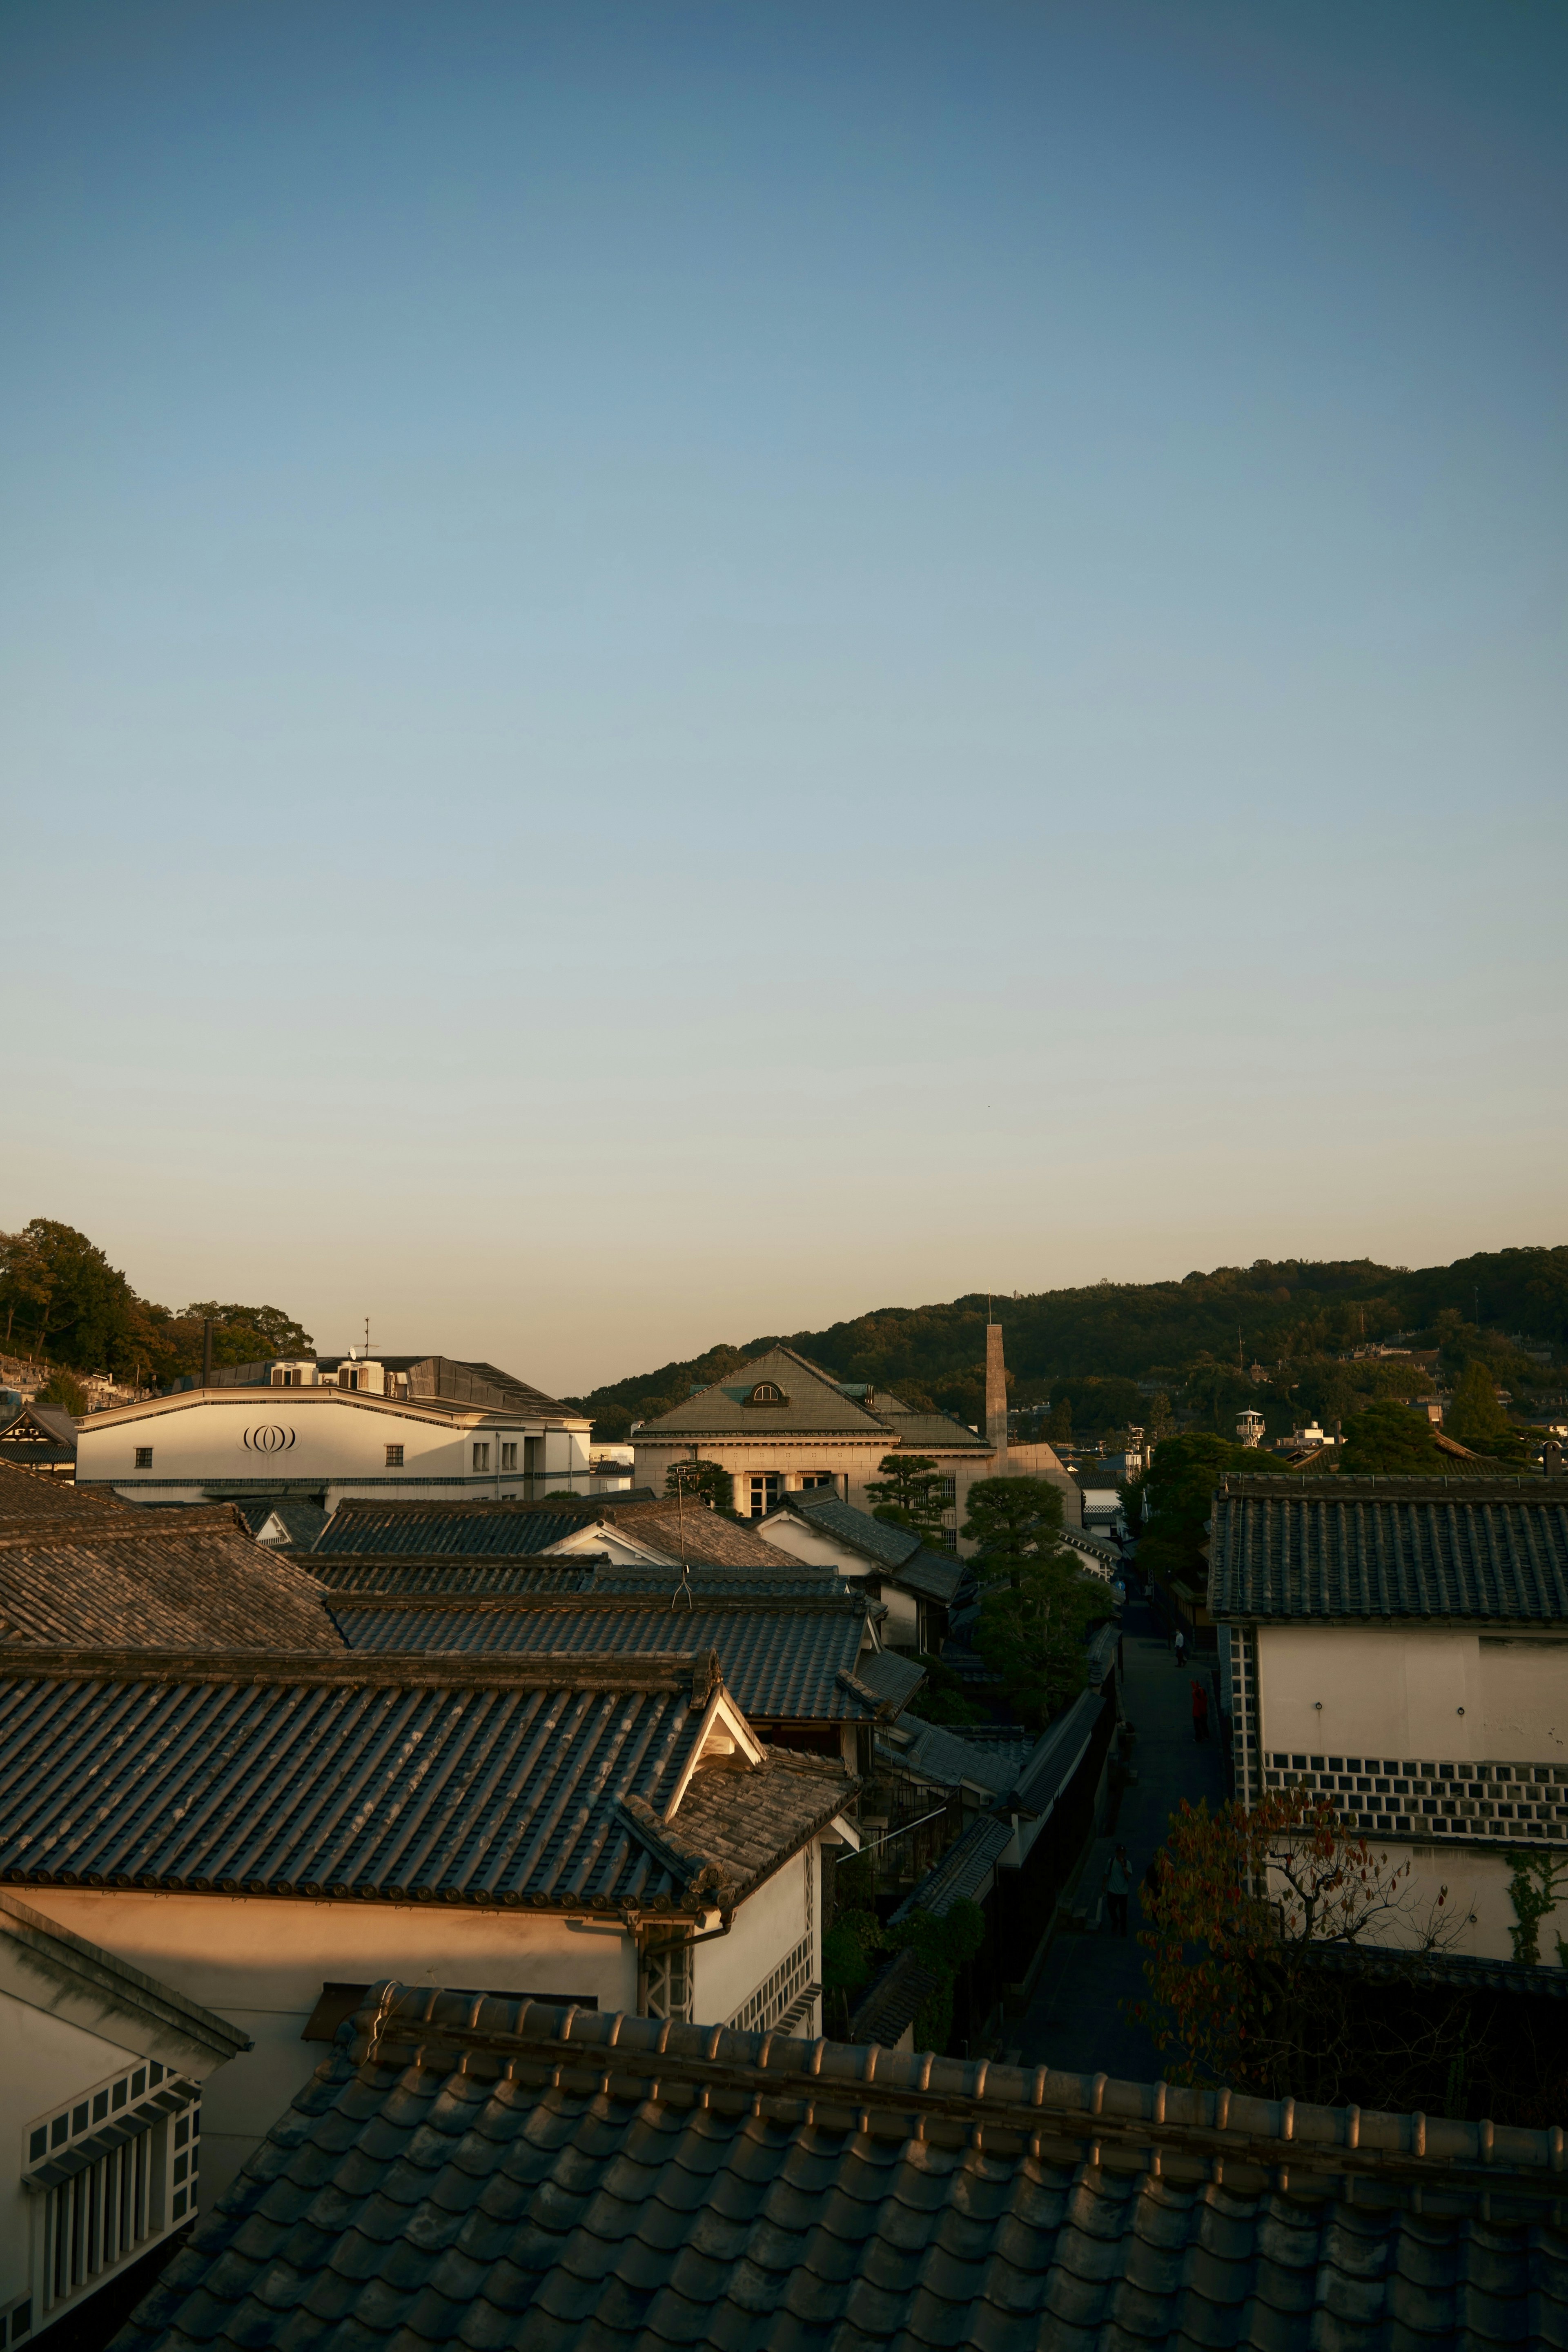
(0, 1229, 50, 1353)
(902, 1652, 987, 1727)
(884, 1899, 989, 2053)
(1, 1221, 138, 1372)
(664, 1459, 737, 1516)
(34, 1369, 88, 1414)
(961, 1474, 1066, 1585)
(1045, 1397, 1072, 1442)
(1446, 1361, 1524, 1459)
(973, 1552, 1114, 1730)
(1338, 1402, 1452, 1476)
(181, 1302, 315, 1365)
(865, 1453, 949, 1548)
(1138, 1433, 1287, 1597)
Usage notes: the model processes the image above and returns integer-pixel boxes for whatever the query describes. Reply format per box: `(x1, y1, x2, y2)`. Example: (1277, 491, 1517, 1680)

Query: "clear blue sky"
(2, 0, 1564, 1392)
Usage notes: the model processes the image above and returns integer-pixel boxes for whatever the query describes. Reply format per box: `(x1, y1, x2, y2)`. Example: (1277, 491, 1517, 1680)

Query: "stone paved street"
(1015, 1581, 1228, 2080)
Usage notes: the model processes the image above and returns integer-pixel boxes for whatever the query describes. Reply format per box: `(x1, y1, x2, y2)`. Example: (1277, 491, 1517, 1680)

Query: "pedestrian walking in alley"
(1104, 1844, 1133, 1936)
(1191, 1678, 1209, 1742)
(1174, 1626, 1187, 1669)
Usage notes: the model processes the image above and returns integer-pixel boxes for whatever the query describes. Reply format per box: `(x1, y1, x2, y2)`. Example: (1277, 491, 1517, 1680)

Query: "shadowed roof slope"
(1209, 1477, 1568, 1621)
(116, 1988, 1568, 2352)
(0, 1652, 850, 1914)
(329, 1593, 889, 1722)
(312, 1493, 793, 1569)
(762, 1489, 966, 1603)
(312, 1500, 591, 1556)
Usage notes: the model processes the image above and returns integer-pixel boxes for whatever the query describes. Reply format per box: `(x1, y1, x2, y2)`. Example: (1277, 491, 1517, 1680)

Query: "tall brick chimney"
(985, 1320, 1008, 1473)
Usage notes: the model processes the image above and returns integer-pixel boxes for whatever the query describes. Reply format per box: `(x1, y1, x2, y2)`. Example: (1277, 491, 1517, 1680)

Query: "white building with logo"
(75, 1353, 591, 1510)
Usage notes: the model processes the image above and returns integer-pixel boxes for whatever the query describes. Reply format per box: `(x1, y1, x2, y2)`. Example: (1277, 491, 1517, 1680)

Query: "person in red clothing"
(1191, 1678, 1209, 1742)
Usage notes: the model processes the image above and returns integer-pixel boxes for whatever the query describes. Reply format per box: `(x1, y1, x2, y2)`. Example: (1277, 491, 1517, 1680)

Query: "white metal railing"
(727, 1932, 813, 2036)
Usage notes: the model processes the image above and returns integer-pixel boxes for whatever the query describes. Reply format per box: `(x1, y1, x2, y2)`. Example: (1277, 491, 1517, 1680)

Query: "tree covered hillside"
(570, 1247, 1568, 1439)
(0, 1219, 312, 1392)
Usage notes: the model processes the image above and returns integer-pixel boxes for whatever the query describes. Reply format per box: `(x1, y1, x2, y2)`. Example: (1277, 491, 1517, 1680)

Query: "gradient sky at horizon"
(2, 0, 1564, 1393)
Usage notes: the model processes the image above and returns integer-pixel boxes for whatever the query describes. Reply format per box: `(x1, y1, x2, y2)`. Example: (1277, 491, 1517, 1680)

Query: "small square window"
(71, 2104, 88, 2135)
(385, 1445, 403, 1468)
(29, 2127, 46, 2161)
(501, 1443, 517, 1472)
(93, 2090, 108, 2121)
(51, 2116, 67, 2147)
(131, 2069, 146, 2098)
(134, 1447, 153, 1469)
(149, 2063, 164, 2084)
(111, 2080, 126, 2109)
(472, 1443, 490, 1473)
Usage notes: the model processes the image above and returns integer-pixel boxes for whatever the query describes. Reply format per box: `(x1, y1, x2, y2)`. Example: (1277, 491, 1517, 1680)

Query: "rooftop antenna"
(669, 1455, 697, 1611)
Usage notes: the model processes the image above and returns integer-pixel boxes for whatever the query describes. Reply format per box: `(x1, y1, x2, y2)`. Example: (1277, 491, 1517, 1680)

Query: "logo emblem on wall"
(243, 1425, 296, 1454)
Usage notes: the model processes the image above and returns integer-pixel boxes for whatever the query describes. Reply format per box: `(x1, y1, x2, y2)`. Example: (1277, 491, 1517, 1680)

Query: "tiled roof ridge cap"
(1218, 1475, 1563, 1497)
(613, 1793, 743, 1904)
(0, 1644, 710, 1693)
(346, 1987, 1568, 2187)
(326, 1590, 869, 1616)
(0, 1512, 247, 1549)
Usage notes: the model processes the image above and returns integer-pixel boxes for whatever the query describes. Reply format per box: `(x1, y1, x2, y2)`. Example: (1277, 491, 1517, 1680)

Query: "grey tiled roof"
(1012, 1688, 1109, 1818)
(877, 1717, 1038, 1799)
(313, 1502, 584, 1556)
(848, 1648, 927, 1714)
(0, 1652, 846, 1913)
(633, 1345, 892, 1437)
(119, 1990, 1568, 2352)
(314, 1494, 796, 1570)
(875, 1405, 992, 1454)
(1209, 1477, 1568, 1621)
(233, 1497, 329, 1549)
(846, 1942, 948, 2048)
(309, 1558, 600, 1595)
(772, 1490, 922, 1567)
(888, 1810, 1013, 1922)
(330, 1597, 882, 1722)
(309, 1557, 843, 1600)
(595, 1563, 851, 1598)
(768, 1492, 966, 1603)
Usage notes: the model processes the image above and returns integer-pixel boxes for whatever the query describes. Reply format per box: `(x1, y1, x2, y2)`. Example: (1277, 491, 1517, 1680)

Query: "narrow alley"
(1017, 1581, 1229, 2079)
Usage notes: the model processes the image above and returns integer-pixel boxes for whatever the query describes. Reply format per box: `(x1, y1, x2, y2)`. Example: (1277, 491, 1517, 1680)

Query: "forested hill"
(569, 1246, 1568, 1439)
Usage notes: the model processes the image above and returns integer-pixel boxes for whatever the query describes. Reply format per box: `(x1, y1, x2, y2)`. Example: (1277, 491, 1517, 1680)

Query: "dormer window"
(745, 1382, 788, 1408)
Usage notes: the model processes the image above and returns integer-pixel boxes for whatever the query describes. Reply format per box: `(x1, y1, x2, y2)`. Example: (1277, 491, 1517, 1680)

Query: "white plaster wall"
(1265, 1839, 1563, 1966)
(755, 1518, 855, 1573)
(0, 1996, 149, 2309)
(1255, 1625, 1568, 1962)
(22, 1890, 638, 2204)
(1256, 1626, 1566, 1763)
(80, 1393, 474, 1487)
(1477, 1639, 1568, 1761)
(693, 1848, 810, 2025)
